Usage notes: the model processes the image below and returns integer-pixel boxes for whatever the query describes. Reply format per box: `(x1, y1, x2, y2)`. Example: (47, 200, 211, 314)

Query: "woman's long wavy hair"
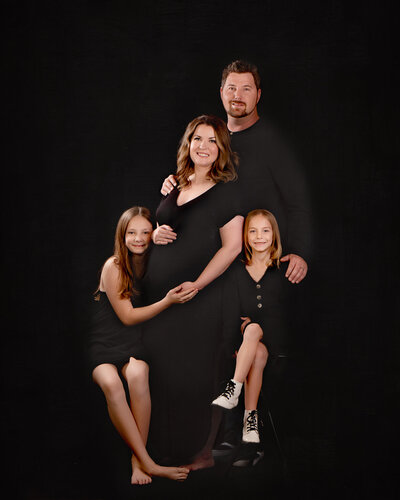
(176, 115, 238, 189)
(96, 206, 152, 300)
(243, 209, 282, 268)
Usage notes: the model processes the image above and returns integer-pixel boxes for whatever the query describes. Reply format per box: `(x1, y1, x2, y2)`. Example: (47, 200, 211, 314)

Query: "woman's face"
(247, 215, 273, 254)
(125, 216, 153, 255)
(189, 124, 219, 170)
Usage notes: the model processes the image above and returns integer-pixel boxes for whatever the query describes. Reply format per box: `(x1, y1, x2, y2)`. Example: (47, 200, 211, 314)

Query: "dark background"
(3, 1, 399, 499)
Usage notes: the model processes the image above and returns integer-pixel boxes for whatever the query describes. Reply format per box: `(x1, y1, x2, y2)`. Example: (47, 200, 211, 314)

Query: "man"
(157, 60, 312, 284)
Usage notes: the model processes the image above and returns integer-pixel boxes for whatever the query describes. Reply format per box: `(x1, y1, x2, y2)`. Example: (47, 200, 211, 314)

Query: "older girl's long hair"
(176, 115, 238, 189)
(100, 206, 152, 300)
(243, 209, 282, 267)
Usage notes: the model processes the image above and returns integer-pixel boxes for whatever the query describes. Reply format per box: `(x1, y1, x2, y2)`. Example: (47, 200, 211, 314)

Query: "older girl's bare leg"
(92, 363, 189, 482)
(123, 358, 151, 441)
(121, 358, 152, 484)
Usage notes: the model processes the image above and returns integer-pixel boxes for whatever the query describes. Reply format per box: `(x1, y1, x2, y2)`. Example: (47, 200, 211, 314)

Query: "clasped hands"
(166, 283, 198, 304)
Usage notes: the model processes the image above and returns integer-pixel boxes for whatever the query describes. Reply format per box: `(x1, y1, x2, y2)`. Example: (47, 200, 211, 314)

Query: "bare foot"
(147, 464, 190, 481)
(131, 455, 152, 485)
(183, 451, 215, 471)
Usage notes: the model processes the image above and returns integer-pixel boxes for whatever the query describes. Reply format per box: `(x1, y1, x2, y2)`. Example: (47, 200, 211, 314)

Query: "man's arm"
(280, 253, 308, 284)
(266, 125, 313, 282)
(161, 174, 177, 196)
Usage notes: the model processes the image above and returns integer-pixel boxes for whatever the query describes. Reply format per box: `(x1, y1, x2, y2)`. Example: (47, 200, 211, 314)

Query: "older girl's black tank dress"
(88, 285, 149, 373)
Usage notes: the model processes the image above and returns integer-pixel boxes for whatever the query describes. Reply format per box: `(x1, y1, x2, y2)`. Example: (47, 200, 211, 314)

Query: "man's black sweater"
(230, 117, 312, 261)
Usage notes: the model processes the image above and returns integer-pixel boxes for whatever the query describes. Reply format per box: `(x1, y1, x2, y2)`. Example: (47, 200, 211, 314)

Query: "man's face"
(220, 72, 261, 118)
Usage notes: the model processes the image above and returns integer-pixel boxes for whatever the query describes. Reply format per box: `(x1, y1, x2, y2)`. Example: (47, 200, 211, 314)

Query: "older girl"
(89, 206, 196, 484)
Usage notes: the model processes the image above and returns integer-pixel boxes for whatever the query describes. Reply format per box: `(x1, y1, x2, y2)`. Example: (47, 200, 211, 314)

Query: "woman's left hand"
(179, 281, 200, 292)
(166, 284, 198, 304)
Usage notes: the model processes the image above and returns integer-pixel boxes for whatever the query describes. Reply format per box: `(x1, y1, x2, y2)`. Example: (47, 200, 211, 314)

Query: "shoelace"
(221, 380, 236, 399)
(246, 410, 258, 432)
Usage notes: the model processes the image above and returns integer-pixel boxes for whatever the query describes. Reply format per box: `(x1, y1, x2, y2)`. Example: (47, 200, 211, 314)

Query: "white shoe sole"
(211, 397, 238, 410)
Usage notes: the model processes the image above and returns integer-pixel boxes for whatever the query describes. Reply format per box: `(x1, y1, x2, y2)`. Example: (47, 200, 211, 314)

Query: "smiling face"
(220, 72, 261, 119)
(124, 215, 153, 255)
(189, 124, 219, 170)
(246, 214, 274, 254)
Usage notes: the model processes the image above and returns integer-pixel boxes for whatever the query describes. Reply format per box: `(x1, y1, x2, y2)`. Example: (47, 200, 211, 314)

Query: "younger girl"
(89, 206, 197, 484)
(212, 209, 290, 444)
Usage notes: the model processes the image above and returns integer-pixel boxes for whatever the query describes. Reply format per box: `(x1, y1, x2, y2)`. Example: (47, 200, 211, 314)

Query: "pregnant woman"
(142, 115, 243, 465)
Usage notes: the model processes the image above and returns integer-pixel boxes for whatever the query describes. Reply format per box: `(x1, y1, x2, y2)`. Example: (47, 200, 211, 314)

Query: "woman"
(142, 115, 244, 465)
(89, 206, 197, 484)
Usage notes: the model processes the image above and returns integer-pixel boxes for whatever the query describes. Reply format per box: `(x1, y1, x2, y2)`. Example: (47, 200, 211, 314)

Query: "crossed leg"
(186, 325, 269, 469)
(244, 342, 269, 410)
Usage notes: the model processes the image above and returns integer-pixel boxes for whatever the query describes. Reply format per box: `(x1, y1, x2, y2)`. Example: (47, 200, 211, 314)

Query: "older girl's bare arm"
(101, 258, 197, 325)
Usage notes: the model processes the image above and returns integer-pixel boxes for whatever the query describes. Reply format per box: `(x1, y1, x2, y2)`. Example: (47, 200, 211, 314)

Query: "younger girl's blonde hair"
(243, 209, 282, 267)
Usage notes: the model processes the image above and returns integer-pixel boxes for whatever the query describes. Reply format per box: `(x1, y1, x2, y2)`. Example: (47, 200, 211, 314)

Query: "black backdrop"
(4, 1, 399, 499)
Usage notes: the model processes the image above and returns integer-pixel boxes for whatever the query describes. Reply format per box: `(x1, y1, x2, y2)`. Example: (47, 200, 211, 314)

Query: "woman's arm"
(101, 258, 197, 326)
(180, 215, 244, 291)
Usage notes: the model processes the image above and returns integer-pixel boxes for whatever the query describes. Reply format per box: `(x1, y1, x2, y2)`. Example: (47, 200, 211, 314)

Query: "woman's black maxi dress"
(142, 182, 242, 464)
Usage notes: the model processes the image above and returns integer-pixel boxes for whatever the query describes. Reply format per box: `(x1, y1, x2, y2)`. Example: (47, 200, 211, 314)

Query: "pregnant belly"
(144, 238, 216, 301)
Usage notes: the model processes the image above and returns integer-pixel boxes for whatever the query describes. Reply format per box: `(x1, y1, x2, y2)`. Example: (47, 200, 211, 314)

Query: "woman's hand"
(152, 224, 177, 245)
(179, 281, 198, 292)
(161, 174, 177, 196)
(240, 316, 251, 335)
(166, 284, 198, 304)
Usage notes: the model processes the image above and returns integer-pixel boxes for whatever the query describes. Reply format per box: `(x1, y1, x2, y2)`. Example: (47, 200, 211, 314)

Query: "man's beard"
(227, 101, 249, 118)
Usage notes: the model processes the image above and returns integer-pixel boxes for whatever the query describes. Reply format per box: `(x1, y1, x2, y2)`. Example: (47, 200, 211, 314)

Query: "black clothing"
(88, 291, 148, 373)
(144, 182, 242, 300)
(215, 118, 311, 452)
(142, 181, 242, 463)
(217, 260, 293, 450)
(222, 259, 293, 357)
(230, 118, 312, 261)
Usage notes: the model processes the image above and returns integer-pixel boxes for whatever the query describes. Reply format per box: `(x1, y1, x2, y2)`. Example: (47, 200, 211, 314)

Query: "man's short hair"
(221, 60, 261, 90)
